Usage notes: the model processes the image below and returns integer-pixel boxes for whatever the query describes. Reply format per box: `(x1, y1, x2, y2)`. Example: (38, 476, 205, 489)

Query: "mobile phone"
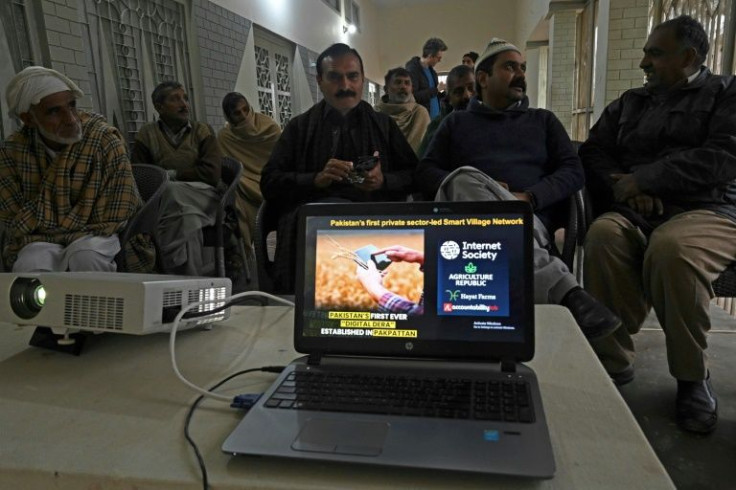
(354, 244, 391, 271)
(354, 155, 379, 174)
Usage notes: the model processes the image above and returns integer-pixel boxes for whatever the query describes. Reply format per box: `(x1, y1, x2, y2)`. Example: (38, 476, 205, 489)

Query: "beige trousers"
(583, 210, 736, 381)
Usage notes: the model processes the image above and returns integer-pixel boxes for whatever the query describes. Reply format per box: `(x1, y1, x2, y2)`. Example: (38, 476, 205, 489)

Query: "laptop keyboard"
(264, 371, 535, 423)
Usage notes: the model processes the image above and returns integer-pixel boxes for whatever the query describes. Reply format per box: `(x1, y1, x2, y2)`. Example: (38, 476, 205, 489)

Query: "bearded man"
(0, 66, 149, 272)
(218, 92, 281, 253)
(374, 67, 430, 154)
(415, 38, 621, 343)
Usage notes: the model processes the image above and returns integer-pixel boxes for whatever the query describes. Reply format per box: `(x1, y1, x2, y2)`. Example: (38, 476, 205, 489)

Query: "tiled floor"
(616, 305, 736, 489)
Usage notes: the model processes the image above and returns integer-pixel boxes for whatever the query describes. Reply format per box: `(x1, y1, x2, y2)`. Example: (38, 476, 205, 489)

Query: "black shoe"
(676, 375, 717, 434)
(560, 288, 622, 341)
(609, 365, 635, 386)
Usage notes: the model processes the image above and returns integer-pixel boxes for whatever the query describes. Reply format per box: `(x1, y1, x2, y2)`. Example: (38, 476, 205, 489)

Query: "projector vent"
(162, 290, 183, 308)
(64, 294, 124, 330)
(186, 287, 229, 325)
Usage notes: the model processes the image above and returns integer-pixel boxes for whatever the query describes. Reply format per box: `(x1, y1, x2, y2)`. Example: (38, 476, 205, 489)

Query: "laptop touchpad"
(291, 418, 389, 456)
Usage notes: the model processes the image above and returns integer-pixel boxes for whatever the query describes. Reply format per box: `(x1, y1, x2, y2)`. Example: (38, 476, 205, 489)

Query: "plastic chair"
(202, 157, 251, 285)
(115, 164, 169, 271)
(254, 200, 280, 293)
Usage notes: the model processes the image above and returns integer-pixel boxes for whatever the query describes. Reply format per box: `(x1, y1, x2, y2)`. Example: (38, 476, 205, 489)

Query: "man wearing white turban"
(0, 66, 152, 272)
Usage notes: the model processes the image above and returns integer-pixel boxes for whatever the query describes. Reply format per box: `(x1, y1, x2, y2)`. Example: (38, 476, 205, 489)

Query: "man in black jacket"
(261, 43, 418, 293)
(405, 38, 447, 119)
(581, 15, 736, 434)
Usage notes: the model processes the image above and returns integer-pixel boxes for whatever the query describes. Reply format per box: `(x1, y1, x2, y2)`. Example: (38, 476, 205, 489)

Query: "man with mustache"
(417, 64, 476, 158)
(374, 67, 430, 154)
(261, 43, 418, 293)
(0, 66, 151, 273)
(416, 38, 621, 343)
(133, 81, 223, 275)
(218, 92, 281, 260)
(581, 15, 736, 434)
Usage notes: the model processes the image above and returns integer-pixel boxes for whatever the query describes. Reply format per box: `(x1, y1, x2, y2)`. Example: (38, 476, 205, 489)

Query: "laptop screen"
(294, 201, 534, 362)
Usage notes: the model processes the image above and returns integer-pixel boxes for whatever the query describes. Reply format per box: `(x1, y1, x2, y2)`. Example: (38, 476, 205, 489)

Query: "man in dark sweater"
(415, 38, 620, 342)
(405, 38, 447, 119)
(261, 43, 418, 293)
(581, 16, 736, 433)
(417, 64, 475, 158)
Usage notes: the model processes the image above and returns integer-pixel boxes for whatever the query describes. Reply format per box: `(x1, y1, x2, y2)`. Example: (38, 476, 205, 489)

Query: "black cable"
(184, 365, 286, 490)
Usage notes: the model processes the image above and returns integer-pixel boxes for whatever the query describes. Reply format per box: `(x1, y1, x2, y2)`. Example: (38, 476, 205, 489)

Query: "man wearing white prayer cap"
(415, 38, 622, 343)
(0, 66, 153, 273)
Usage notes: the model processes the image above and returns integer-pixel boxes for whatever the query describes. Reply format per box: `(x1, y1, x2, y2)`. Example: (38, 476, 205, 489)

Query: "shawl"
(374, 95, 431, 154)
(217, 109, 281, 200)
(0, 111, 146, 268)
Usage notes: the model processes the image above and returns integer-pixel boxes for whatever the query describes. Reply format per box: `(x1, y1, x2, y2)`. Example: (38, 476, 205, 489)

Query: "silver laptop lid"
(294, 201, 534, 362)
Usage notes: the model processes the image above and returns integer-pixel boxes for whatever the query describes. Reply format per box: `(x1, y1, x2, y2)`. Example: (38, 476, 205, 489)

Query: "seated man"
(580, 15, 736, 433)
(462, 51, 479, 68)
(218, 92, 281, 256)
(132, 81, 222, 275)
(417, 64, 475, 158)
(261, 43, 418, 293)
(415, 38, 620, 341)
(0, 66, 151, 273)
(374, 67, 430, 154)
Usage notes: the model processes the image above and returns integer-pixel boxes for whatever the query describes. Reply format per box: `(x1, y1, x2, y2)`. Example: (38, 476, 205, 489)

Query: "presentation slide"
(301, 214, 527, 343)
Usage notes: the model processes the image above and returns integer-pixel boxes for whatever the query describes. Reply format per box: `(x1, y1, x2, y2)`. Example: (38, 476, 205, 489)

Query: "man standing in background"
(405, 37, 448, 119)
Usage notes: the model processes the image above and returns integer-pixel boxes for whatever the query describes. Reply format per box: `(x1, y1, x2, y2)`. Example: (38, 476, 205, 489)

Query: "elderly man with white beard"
(374, 67, 431, 154)
(0, 66, 149, 272)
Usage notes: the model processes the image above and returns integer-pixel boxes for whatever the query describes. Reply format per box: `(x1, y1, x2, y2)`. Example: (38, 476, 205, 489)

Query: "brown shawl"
(374, 95, 431, 154)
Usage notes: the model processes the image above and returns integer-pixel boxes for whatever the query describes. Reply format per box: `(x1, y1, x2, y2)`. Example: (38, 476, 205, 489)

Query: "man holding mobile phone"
(261, 43, 418, 293)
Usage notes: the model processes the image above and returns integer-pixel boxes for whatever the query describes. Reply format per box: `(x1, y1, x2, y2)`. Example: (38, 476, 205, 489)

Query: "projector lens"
(10, 277, 46, 319)
(34, 285, 46, 306)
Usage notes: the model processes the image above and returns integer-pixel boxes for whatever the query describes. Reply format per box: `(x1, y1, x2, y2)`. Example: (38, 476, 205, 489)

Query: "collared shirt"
(687, 67, 703, 84)
(422, 66, 440, 119)
(158, 119, 192, 146)
(322, 103, 361, 160)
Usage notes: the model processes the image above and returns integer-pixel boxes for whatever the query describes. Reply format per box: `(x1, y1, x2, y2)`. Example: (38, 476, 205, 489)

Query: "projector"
(0, 272, 231, 335)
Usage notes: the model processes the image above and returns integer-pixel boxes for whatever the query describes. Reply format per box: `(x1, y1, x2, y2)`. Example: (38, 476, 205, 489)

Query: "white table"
(0, 305, 674, 489)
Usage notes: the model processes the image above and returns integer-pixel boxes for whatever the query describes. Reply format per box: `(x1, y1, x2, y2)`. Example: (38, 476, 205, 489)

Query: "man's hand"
(376, 245, 424, 265)
(355, 261, 388, 302)
(626, 194, 664, 217)
(314, 158, 352, 188)
(511, 192, 530, 202)
(611, 173, 641, 202)
(354, 151, 384, 192)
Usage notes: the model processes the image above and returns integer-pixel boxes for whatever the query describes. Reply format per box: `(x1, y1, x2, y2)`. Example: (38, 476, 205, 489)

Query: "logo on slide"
(440, 241, 460, 260)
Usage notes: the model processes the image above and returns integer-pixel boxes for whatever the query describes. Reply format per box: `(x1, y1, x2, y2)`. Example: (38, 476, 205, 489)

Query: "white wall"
(212, 0, 384, 83)
(515, 0, 551, 47)
(375, 0, 518, 75)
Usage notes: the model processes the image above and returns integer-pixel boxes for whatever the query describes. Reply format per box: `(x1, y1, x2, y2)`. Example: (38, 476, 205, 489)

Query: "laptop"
(222, 200, 555, 478)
